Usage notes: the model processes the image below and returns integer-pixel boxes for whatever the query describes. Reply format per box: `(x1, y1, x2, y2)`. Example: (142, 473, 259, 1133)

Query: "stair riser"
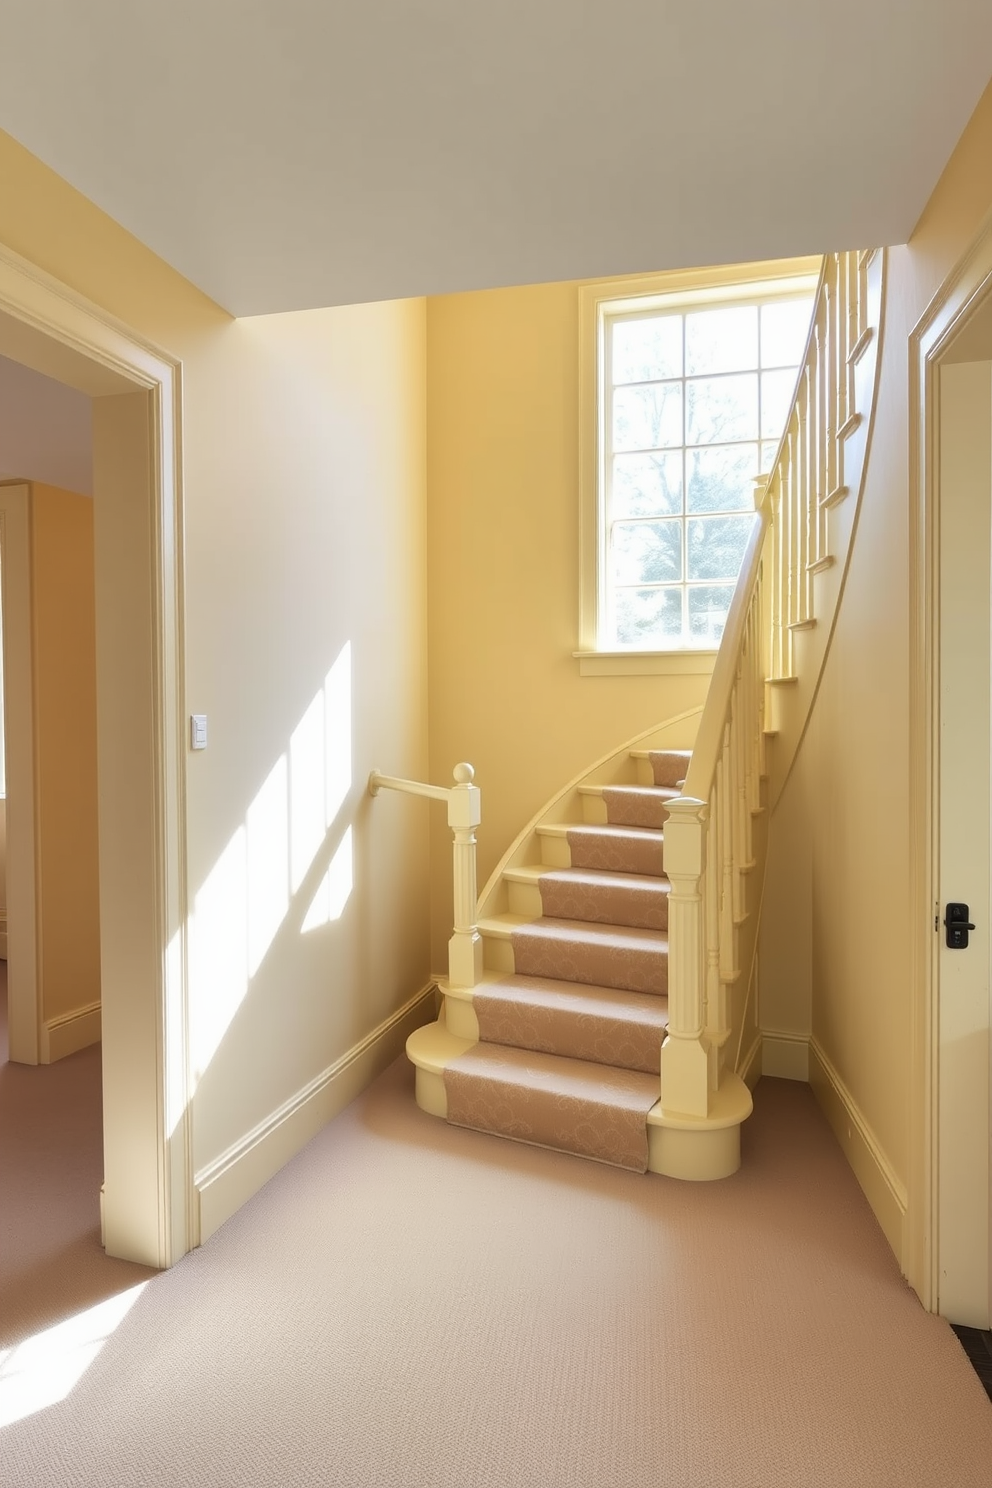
(473, 1003, 665, 1075)
(444, 995, 480, 1041)
(602, 787, 671, 830)
(538, 876, 669, 932)
(511, 930, 667, 997)
(568, 832, 665, 878)
(536, 832, 572, 869)
(581, 794, 609, 825)
(483, 935, 516, 974)
(507, 881, 544, 918)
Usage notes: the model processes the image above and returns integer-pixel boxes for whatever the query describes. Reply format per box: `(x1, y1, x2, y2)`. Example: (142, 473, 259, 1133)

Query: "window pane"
(613, 451, 682, 517)
(685, 305, 758, 376)
(612, 519, 682, 586)
(615, 586, 683, 646)
(686, 444, 757, 514)
(761, 367, 798, 440)
(612, 315, 682, 384)
(761, 298, 814, 368)
(613, 383, 682, 452)
(686, 374, 757, 445)
(687, 514, 753, 581)
(688, 584, 736, 644)
(761, 440, 780, 471)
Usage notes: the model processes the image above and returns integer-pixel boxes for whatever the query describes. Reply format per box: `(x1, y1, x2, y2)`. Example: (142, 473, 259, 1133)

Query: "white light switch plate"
(190, 714, 208, 751)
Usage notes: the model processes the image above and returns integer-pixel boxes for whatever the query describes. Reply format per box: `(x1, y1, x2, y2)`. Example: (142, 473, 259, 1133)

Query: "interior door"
(937, 357, 992, 1326)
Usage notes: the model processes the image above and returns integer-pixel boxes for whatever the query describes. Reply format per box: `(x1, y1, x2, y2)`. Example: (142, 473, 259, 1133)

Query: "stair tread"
(565, 823, 664, 841)
(511, 917, 669, 951)
(474, 973, 669, 1024)
(447, 1040, 660, 1106)
(506, 865, 669, 894)
(443, 1040, 660, 1171)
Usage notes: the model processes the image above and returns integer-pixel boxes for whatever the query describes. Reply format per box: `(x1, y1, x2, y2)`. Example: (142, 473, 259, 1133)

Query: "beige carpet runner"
(444, 749, 688, 1172)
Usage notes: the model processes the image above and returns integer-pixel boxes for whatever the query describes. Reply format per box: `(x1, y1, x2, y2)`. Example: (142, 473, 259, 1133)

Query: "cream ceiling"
(0, 2, 990, 314)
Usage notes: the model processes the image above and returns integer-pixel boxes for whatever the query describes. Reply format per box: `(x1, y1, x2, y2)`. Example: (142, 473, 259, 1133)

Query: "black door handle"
(944, 903, 976, 949)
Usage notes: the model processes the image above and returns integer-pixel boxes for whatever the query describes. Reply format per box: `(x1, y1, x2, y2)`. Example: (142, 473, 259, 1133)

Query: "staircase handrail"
(680, 493, 770, 807)
(369, 764, 483, 990)
(661, 249, 884, 1122)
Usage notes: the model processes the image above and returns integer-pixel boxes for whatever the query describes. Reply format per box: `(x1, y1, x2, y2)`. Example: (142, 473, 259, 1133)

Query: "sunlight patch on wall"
(324, 643, 351, 828)
(191, 826, 248, 1079)
(189, 641, 354, 1085)
(247, 755, 289, 976)
(0, 1283, 148, 1429)
(302, 826, 353, 932)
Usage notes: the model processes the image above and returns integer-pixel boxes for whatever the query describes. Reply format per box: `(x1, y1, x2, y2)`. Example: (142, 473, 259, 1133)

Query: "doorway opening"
(911, 219, 992, 1322)
(0, 244, 190, 1270)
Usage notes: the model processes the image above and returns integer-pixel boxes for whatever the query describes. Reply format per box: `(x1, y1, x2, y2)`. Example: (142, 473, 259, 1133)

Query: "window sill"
(573, 649, 718, 677)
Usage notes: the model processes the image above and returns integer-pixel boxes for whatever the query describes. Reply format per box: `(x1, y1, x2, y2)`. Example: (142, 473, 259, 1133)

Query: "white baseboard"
(808, 1035, 907, 1263)
(195, 981, 437, 1245)
(737, 1033, 763, 1091)
(761, 1030, 810, 1081)
(40, 1001, 101, 1062)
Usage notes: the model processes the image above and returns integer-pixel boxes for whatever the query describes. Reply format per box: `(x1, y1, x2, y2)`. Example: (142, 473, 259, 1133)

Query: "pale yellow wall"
(761, 81, 992, 1202)
(426, 282, 709, 969)
(31, 482, 100, 1024)
(0, 131, 430, 1176)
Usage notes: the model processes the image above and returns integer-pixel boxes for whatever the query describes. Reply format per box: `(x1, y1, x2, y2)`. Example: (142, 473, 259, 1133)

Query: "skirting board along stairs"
(408, 726, 752, 1179)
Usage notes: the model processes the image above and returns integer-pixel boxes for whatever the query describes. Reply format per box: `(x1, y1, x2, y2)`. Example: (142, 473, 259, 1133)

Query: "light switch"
(190, 714, 208, 751)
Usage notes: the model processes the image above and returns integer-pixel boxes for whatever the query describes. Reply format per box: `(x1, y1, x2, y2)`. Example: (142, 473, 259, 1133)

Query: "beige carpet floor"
(2, 975, 992, 1486)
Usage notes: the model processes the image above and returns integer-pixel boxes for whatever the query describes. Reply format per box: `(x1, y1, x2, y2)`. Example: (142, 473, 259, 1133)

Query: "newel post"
(447, 763, 483, 989)
(660, 795, 711, 1118)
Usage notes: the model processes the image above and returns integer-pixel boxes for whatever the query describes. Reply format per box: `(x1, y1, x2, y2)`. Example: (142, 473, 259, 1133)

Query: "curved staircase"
(408, 715, 751, 1178)
(404, 247, 886, 1184)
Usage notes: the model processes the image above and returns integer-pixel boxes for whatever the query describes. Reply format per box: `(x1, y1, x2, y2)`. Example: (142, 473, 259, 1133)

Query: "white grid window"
(601, 291, 814, 650)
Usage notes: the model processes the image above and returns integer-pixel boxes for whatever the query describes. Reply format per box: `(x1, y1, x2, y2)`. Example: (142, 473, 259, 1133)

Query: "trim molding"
(0, 238, 190, 1268)
(761, 1030, 810, 1081)
(41, 1001, 102, 1063)
(909, 202, 992, 1310)
(195, 983, 437, 1244)
(809, 1035, 907, 1264)
(737, 1033, 763, 1091)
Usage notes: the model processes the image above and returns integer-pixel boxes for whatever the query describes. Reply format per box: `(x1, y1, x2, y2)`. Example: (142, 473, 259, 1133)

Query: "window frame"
(576, 258, 821, 675)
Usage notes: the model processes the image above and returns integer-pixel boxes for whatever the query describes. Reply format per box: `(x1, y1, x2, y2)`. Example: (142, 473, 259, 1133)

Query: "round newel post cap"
(453, 762, 475, 785)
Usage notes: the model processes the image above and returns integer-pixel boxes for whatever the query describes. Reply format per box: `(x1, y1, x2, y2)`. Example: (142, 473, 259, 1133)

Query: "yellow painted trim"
(40, 1001, 101, 1063)
(577, 258, 822, 655)
(908, 201, 992, 1310)
(0, 241, 189, 1269)
(809, 1035, 907, 1265)
(737, 1032, 763, 1091)
(196, 982, 437, 1243)
(574, 650, 716, 677)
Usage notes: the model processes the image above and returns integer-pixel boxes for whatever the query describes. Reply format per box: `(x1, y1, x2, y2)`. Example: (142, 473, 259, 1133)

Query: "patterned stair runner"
(443, 749, 689, 1172)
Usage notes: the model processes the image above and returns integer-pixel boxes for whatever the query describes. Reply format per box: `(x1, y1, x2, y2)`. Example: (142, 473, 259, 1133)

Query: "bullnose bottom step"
(443, 1040, 660, 1173)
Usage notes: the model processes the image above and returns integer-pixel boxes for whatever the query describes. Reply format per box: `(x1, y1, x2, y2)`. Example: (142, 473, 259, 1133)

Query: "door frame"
(909, 206, 992, 1310)
(0, 241, 192, 1268)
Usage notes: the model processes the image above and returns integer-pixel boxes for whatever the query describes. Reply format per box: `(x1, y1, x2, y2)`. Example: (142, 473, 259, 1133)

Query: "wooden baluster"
(815, 302, 829, 558)
(825, 256, 839, 508)
(846, 252, 859, 419)
(719, 733, 736, 984)
(795, 401, 810, 624)
(769, 476, 782, 678)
